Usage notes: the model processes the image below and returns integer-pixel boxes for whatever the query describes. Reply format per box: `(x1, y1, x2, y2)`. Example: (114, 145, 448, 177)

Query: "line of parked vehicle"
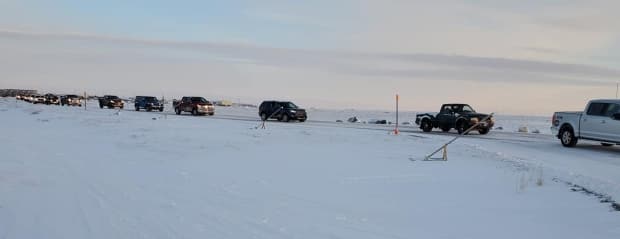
(16, 93, 83, 106)
(14, 93, 619, 147)
(15, 93, 309, 122)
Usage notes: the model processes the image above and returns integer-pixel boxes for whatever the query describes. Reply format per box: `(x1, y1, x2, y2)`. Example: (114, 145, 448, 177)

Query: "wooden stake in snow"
(419, 113, 494, 161)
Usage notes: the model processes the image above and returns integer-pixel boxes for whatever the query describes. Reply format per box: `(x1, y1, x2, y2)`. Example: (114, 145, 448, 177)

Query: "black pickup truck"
(415, 104, 494, 134)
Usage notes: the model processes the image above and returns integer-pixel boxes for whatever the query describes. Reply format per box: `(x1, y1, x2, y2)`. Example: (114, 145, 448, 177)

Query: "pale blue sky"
(1, 0, 620, 115)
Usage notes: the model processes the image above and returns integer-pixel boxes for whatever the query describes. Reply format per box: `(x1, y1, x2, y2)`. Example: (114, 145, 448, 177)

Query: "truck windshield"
(462, 105, 475, 113)
(144, 97, 157, 102)
(284, 102, 298, 109)
(191, 97, 208, 103)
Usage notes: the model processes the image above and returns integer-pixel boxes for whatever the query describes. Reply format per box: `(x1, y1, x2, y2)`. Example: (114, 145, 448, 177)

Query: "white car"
(551, 99, 620, 147)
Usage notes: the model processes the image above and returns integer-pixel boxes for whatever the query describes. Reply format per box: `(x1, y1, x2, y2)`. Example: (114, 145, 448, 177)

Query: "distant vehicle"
(551, 99, 620, 147)
(215, 100, 233, 107)
(134, 96, 163, 112)
(258, 101, 307, 122)
(99, 95, 124, 109)
(23, 94, 33, 102)
(44, 94, 60, 105)
(16, 95, 22, 100)
(32, 94, 46, 104)
(60, 95, 82, 106)
(416, 104, 494, 134)
(174, 96, 214, 115)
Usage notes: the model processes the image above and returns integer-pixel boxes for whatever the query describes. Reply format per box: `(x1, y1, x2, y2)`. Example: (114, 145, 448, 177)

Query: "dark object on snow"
(374, 120, 387, 124)
(347, 116, 359, 123)
(336, 120, 343, 123)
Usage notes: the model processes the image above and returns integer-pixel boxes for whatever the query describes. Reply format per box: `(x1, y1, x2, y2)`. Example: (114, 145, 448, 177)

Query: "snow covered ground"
(1, 98, 619, 239)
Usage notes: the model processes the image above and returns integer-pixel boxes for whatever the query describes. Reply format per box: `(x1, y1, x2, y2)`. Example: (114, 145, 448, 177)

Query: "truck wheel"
(282, 114, 290, 122)
(99, 104, 103, 109)
(192, 108, 197, 115)
(441, 126, 450, 132)
(478, 128, 490, 135)
(260, 113, 268, 121)
(601, 143, 614, 147)
(209, 112, 214, 116)
(159, 108, 164, 112)
(147, 107, 152, 112)
(175, 107, 181, 115)
(421, 119, 432, 132)
(456, 121, 468, 135)
(560, 127, 578, 147)
(135, 106, 140, 111)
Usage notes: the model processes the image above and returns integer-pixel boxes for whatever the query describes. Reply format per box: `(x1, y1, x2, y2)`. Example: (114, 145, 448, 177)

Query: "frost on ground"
(0, 98, 619, 239)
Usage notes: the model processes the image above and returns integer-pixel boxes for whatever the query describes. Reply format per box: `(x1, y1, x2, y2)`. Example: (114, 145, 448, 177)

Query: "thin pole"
(616, 82, 618, 99)
(395, 94, 399, 134)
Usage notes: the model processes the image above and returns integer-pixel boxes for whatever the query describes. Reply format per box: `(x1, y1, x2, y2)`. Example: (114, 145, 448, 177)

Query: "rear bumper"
(550, 126, 559, 138)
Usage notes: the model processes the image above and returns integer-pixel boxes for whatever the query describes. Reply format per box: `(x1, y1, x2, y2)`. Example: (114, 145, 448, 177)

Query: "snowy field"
(1, 97, 620, 239)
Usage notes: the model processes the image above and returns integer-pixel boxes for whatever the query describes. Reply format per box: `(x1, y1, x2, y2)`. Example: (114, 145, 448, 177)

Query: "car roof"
(590, 99, 620, 104)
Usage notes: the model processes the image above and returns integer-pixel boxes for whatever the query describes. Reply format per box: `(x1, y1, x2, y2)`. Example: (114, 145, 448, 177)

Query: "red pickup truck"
(173, 96, 215, 116)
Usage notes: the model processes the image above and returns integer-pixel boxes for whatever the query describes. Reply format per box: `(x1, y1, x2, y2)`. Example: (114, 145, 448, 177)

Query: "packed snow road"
(1, 98, 619, 239)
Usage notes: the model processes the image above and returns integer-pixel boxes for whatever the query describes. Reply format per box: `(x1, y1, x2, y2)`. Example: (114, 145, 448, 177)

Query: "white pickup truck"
(551, 99, 620, 147)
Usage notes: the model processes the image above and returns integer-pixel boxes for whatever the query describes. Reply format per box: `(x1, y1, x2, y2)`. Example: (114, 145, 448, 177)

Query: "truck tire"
(175, 107, 181, 115)
(456, 120, 468, 135)
(560, 126, 578, 147)
(282, 114, 290, 122)
(192, 108, 197, 115)
(478, 128, 490, 135)
(135, 106, 140, 111)
(260, 113, 268, 121)
(601, 143, 614, 147)
(441, 126, 450, 132)
(99, 104, 103, 109)
(159, 108, 163, 112)
(421, 119, 432, 132)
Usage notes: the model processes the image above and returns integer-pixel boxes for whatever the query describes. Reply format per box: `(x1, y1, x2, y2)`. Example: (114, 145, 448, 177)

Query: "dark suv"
(259, 101, 307, 122)
(44, 94, 60, 105)
(61, 95, 82, 106)
(134, 96, 163, 112)
(99, 95, 124, 109)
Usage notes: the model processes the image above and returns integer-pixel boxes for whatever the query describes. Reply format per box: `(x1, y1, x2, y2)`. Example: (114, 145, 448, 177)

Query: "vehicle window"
(145, 97, 156, 102)
(109, 96, 119, 99)
(191, 97, 207, 103)
(603, 103, 620, 117)
(586, 103, 607, 116)
(285, 102, 298, 109)
(441, 105, 452, 114)
(462, 105, 475, 113)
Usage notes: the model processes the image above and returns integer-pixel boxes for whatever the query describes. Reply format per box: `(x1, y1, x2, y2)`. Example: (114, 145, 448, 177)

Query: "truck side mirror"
(613, 113, 620, 120)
